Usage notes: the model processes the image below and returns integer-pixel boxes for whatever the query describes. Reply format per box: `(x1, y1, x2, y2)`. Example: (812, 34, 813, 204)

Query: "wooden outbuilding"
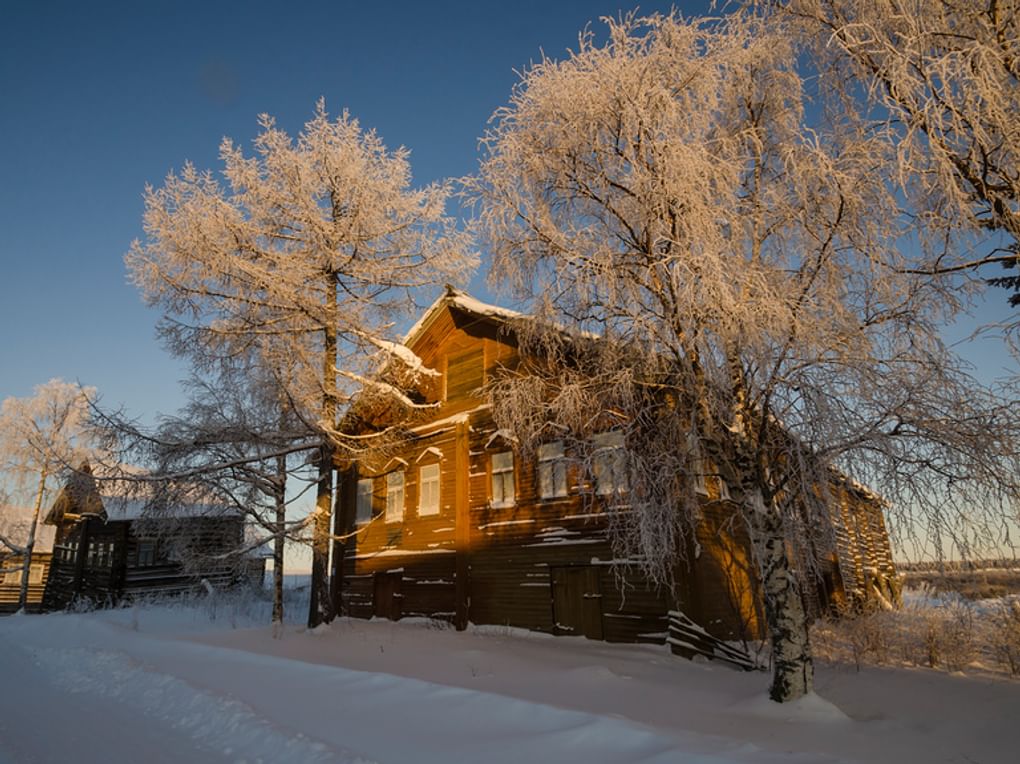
(40, 464, 260, 611)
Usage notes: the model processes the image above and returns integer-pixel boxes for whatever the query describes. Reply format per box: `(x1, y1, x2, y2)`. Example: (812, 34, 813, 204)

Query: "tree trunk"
(308, 278, 338, 628)
(746, 489, 814, 702)
(17, 467, 47, 612)
(272, 458, 286, 627)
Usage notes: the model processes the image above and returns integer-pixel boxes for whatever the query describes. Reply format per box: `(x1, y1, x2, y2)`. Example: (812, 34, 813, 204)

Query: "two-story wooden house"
(331, 288, 897, 662)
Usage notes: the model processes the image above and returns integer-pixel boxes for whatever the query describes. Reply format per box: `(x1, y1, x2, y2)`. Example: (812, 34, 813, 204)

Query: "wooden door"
(373, 572, 402, 621)
(551, 566, 603, 640)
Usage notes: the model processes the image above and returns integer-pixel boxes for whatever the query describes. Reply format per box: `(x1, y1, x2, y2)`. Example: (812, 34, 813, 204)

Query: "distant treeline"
(897, 558, 1020, 573)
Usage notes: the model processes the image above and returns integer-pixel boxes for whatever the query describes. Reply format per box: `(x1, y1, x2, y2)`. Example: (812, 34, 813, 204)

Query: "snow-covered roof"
(402, 285, 525, 348)
(0, 504, 56, 553)
(99, 496, 240, 522)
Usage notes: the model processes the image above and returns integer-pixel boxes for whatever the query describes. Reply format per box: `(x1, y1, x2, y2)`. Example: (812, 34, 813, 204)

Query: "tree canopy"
(468, 9, 1020, 701)
(126, 101, 475, 624)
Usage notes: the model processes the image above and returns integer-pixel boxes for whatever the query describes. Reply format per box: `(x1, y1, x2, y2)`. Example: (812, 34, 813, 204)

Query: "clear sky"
(0, 0, 1015, 420)
(0, 0, 705, 418)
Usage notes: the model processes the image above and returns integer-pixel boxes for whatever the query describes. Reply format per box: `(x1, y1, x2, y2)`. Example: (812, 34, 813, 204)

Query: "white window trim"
(385, 471, 405, 523)
(538, 441, 568, 499)
(593, 431, 628, 495)
(491, 451, 515, 508)
(418, 463, 441, 516)
(356, 478, 375, 525)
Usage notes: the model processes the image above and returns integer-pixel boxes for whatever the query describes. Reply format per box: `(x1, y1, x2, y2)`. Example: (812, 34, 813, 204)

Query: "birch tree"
(468, 11, 1020, 702)
(95, 360, 320, 627)
(0, 379, 98, 611)
(781, 0, 1020, 314)
(127, 100, 473, 626)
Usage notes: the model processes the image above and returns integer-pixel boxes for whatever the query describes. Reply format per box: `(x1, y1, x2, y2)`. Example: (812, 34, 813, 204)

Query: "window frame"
(592, 431, 628, 496)
(418, 463, 441, 517)
(355, 478, 375, 525)
(385, 471, 405, 523)
(490, 451, 516, 508)
(537, 441, 568, 499)
(136, 539, 157, 567)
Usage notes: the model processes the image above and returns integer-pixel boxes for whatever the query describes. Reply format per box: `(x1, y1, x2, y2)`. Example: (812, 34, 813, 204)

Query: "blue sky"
(0, 0, 1015, 424)
(0, 0, 700, 418)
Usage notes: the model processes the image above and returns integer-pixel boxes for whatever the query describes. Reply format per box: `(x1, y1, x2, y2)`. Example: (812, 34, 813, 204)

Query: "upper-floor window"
(385, 471, 405, 522)
(2, 567, 21, 586)
(356, 478, 374, 525)
(538, 441, 568, 499)
(29, 563, 43, 584)
(418, 463, 441, 516)
(593, 431, 628, 495)
(491, 451, 515, 507)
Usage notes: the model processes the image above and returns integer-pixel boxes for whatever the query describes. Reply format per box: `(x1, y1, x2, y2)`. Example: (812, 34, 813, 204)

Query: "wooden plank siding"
(333, 293, 897, 655)
(0, 552, 52, 614)
(41, 515, 248, 611)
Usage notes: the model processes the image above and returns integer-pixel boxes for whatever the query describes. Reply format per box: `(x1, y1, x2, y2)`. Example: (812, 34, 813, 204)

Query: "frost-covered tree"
(127, 101, 474, 626)
(781, 0, 1020, 312)
(468, 11, 1020, 702)
(96, 359, 320, 627)
(0, 379, 98, 611)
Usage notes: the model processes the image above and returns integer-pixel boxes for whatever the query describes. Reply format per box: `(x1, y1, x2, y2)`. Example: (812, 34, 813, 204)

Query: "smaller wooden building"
(40, 465, 257, 611)
(0, 551, 53, 614)
(0, 506, 56, 614)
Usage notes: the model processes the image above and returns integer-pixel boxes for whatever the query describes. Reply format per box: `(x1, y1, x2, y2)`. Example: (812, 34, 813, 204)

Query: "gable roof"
(43, 463, 238, 526)
(44, 462, 106, 525)
(402, 286, 524, 350)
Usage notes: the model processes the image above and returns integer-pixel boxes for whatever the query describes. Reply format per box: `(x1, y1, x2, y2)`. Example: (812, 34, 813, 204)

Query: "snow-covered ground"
(1, 596, 1017, 763)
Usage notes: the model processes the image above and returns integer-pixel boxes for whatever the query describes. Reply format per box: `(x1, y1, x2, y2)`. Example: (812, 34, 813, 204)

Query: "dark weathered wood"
(40, 515, 249, 611)
(551, 566, 604, 639)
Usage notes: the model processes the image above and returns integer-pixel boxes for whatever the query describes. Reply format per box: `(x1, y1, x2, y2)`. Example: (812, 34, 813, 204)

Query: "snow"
(402, 287, 524, 348)
(101, 496, 238, 521)
(1, 598, 1018, 763)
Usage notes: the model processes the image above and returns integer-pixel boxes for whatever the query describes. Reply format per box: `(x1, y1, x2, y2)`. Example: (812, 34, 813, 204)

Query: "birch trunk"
(272, 451, 287, 628)
(746, 489, 814, 702)
(17, 467, 47, 612)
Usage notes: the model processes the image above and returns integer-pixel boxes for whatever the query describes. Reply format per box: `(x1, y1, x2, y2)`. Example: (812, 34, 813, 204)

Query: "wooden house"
(40, 464, 259, 611)
(0, 506, 56, 614)
(332, 288, 897, 662)
(0, 551, 53, 614)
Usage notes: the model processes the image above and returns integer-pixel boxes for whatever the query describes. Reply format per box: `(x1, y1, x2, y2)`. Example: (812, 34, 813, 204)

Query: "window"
(418, 463, 441, 516)
(716, 472, 732, 501)
(593, 431, 628, 495)
(538, 441, 568, 499)
(3, 568, 21, 586)
(356, 478, 375, 525)
(137, 540, 156, 567)
(693, 461, 709, 496)
(491, 451, 515, 507)
(385, 471, 405, 522)
(29, 564, 43, 585)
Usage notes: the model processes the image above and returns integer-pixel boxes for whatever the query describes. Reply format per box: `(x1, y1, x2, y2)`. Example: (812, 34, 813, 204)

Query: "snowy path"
(0, 623, 363, 764)
(2, 607, 1017, 763)
(0, 614, 803, 764)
